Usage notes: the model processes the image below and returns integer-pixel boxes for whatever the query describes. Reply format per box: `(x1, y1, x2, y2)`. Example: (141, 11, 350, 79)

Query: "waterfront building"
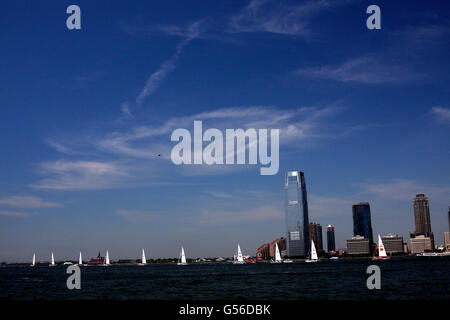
(346, 236, 370, 255)
(256, 243, 270, 260)
(444, 232, 450, 252)
(326, 225, 336, 252)
(285, 171, 310, 258)
(309, 223, 323, 252)
(352, 202, 374, 250)
(381, 234, 404, 255)
(410, 234, 433, 254)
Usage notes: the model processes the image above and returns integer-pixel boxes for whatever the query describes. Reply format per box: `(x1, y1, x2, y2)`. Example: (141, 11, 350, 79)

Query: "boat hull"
(372, 257, 390, 261)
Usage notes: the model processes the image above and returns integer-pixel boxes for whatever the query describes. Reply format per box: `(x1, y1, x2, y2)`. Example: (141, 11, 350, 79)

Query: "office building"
(346, 236, 370, 255)
(285, 171, 310, 258)
(412, 194, 434, 248)
(381, 234, 404, 255)
(413, 194, 432, 234)
(410, 234, 433, 254)
(352, 202, 374, 250)
(326, 225, 336, 252)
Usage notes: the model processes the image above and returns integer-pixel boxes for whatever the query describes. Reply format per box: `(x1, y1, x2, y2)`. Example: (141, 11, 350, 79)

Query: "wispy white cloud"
(32, 160, 130, 191)
(430, 106, 450, 124)
(0, 210, 32, 217)
(360, 179, 450, 201)
(126, 20, 204, 114)
(294, 55, 420, 84)
(228, 0, 349, 37)
(0, 195, 61, 208)
(39, 104, 363, 188)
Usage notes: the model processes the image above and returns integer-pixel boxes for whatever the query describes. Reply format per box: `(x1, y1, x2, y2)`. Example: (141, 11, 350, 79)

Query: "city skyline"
(0, 1, 449, 262)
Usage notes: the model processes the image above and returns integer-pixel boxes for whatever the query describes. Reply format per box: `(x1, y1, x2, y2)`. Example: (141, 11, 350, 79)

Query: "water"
(1, 256, 449, 300)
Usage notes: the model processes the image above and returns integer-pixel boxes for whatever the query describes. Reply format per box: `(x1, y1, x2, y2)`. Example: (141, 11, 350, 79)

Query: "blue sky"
(0, 0, 449, 262)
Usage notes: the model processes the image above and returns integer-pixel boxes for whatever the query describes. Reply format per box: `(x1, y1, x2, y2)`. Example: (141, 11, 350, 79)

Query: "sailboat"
(270, 243, 282, 263)
(138, 249, 147, 265)
(232, 244, 245, 264)
(101, 250, 111, 266)
(372, 235, 391, 261)
(49, 252, 56, 267)
(177, 246, 187, 265)
(77, 252, 87, 266)
(305, 240, 319, 263)
(31, 253, 36, 267)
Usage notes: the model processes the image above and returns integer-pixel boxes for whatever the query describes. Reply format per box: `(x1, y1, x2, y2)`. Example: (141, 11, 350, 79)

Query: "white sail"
(78, 252, 82, 265)
(181, 247, 186, 264)
(31, 253, 36, 266)
(311, 241, 318, 261)
(141, 249, 147, 264)
(237, 244, 244, 262)
(105, 250, 110, 265)
(275, 243, 282, 262)
(50, 252, 55, 266)
(378, 235, 387, 258)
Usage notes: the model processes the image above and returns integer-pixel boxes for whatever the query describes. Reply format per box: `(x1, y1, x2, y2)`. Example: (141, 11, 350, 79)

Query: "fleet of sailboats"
(232, 244, 245, 264)
(372, 235, 390, 261)
(305, 240, 319, 263)
(177, 246, 187, 265)
(25, 240, 345, 266)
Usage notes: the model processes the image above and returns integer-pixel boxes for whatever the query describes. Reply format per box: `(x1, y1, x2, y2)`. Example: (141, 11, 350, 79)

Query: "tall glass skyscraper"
(285, 171, 310, 258)
(326, 225, 336, 252)
(352, 202, 374, 250)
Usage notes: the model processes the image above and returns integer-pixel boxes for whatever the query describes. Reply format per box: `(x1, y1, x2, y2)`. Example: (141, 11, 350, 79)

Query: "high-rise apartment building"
(326, 225, 336, 252)
(285, 171, 310, 258)
(309, 222, 323, 252)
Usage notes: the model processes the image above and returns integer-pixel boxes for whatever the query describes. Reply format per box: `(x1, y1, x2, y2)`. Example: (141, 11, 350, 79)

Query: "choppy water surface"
(1, 256, 449, 300)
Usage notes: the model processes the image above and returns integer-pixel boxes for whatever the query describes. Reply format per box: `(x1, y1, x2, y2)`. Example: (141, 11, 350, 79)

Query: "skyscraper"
(327, 225, 336, 252)
(412, 194, 434, 249)
(448, 206, 449, 232)
(413, 194, 432, 234)
(285, 171, 310, 258)
(309, 222, 323, 252)
(352, 202, 374, 250)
